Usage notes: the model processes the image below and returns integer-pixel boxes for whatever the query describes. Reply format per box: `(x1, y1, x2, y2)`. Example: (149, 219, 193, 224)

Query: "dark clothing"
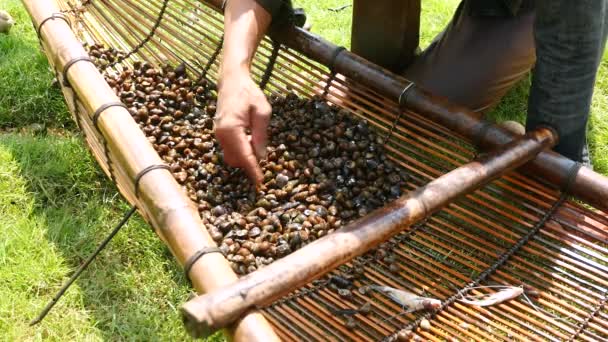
(404, 2, 536, 113)
(526, 0, 607, 161)
(254, 0, 608, 163)
(253, 0, 293, 32)
(467, 0, 531, 17)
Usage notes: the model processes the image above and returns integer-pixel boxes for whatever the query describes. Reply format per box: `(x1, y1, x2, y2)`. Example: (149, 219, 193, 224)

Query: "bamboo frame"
(22, 0, 279, 340)
(180, 128, 558, 337)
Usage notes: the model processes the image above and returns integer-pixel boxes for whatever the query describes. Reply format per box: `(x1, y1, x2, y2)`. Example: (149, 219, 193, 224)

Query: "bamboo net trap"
(23, 0, 608, 340)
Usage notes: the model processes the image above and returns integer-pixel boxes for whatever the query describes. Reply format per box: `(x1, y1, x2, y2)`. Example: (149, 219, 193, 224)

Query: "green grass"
(0, 132, 197, 340)
(0, 0, 72, 128)
(0, 0, 606, 340)
(0, 0, 201, 339)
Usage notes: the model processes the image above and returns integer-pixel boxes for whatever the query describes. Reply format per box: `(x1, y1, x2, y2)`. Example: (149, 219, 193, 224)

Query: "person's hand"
(214, 69, 271, 185)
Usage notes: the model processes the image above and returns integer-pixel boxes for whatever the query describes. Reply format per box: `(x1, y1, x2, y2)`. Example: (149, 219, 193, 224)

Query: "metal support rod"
(201, 0, 608, 212)
(180, 127, 558, 338)
(30, 206, 137, 325)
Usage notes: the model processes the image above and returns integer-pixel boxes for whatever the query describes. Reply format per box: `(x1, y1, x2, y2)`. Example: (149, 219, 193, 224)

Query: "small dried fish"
(396, 329, 413, 341)
(329, 275, 353, 289)
(359, 302, 372, 315)
(458, 286, 524, 307)
(338, 288, 352, 297)
(329, 307, 359, 316)
(369, 285, 441, 313)
(327, 302, 372, 316)
(345, 316, 357, 328)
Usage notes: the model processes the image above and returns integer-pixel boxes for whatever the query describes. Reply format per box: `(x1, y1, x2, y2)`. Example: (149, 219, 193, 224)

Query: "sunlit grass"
(0, 0, 606, 340)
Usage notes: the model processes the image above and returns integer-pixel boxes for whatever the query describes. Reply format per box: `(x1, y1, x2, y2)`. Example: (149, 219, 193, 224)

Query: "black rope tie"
(102, 0, 170, 71)
(193, 35, 224, 89)
(30, 206, 137, 326)
(382, 83, 415, 145)
(568, 291, 608, 341)
(183, 247, 223, 281)
(562, 161, 582, 195)
(36, 13, 71, 41)
(92, 102, 128, 183)
(133, 164, 171, 198)
(92, 101, 128, 130)
(70, 85, 85, 135)
(322, 46, 346, 98)
(383, 193, 567, 342)
(259, 41, 281, 91)
(62, 56, 94, 87)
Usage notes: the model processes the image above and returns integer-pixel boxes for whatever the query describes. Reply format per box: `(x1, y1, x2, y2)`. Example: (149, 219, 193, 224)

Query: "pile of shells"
(86, 43, 126, 69)
(89, 47, 409, 275)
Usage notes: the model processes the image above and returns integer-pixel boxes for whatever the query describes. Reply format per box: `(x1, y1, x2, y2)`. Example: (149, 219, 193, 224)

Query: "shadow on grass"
(0, 132, 195, 340)
(0, 0, 73, 128)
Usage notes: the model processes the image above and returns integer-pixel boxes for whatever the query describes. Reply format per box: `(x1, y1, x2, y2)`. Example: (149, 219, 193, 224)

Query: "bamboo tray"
(24, 0, 608, 340)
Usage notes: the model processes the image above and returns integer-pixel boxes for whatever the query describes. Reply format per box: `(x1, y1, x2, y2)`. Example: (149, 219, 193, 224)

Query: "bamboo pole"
(180, 127, 558, 338)
(199, 0, 608, 212)
(23, 1, 279, 341)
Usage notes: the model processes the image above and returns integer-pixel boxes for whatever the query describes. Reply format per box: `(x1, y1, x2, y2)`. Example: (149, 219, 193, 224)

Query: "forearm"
(220, 0, 271, 83)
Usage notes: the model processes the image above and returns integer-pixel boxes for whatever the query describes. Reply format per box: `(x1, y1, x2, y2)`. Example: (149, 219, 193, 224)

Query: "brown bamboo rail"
(200, 0, 608, 212)
(27, 0, 608, 340)
(23, 0, 279, 341)
(180, 127, 558, 337)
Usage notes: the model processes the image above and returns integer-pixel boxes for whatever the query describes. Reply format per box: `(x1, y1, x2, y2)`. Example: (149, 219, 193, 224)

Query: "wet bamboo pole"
(181, 127, 558, 338)
(23, 1, 279, 341)
(200, 0, 608, 212)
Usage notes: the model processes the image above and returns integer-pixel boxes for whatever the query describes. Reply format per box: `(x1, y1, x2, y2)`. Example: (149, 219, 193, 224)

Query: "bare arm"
(214, 0, 272, 185)
(221, 0, 271, 79)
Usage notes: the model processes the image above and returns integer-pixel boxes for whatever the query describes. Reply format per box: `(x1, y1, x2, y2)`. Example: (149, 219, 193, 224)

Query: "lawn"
(0, 0, 606, 341)
(1, 0, 194, 340)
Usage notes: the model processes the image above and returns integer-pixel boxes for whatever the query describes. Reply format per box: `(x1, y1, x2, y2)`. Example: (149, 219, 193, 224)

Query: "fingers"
(250, 95, 271, 160)
(215, 125, 263, 185)
(214, 77, 270, 186)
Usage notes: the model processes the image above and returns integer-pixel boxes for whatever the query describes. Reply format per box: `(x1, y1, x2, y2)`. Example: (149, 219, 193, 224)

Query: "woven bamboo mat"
(52, 0, 608, 340)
